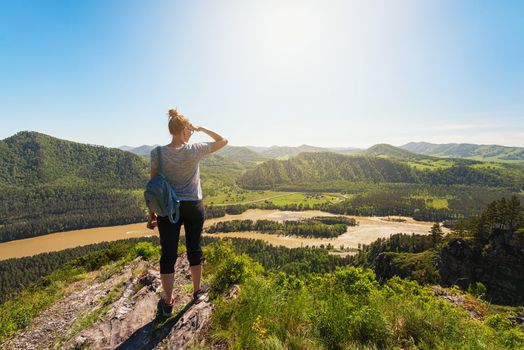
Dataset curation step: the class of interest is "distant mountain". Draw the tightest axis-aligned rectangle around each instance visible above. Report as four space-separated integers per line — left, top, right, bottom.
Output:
238 151 521 190
332 147 361 151
215 146 267 162
120 144 267 162
118 145 134 152
400 142 524 162
119 144 160 156
122 143 363 160
332 147 362 155
246 144 332 159
362 143 432 161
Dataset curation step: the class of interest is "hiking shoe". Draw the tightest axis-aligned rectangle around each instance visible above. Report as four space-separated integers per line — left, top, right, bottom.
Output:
159 297 173 317
193 285 209 304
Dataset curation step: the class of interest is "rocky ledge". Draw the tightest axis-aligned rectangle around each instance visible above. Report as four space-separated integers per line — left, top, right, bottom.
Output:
1 255 218 350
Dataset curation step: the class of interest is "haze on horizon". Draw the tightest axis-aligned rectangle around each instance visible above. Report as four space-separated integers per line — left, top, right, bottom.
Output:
1 0 523 149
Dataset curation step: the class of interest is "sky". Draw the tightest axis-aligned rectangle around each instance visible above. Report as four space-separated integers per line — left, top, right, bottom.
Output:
0 0 523 149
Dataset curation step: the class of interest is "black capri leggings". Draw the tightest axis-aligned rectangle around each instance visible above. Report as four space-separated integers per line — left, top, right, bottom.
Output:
157 200 205 274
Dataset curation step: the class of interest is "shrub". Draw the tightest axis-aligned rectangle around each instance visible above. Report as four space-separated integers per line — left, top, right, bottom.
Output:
468 281 487 299
211 262 521 350
485 313 513 332
204 240 263 296
131 242 159 260
210 253 263 296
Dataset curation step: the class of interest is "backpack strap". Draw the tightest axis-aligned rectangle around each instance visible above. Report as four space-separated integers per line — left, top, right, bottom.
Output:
167 206 180 224
156 146 164 175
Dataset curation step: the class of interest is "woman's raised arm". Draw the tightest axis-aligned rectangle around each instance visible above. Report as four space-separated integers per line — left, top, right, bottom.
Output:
190 124 228 153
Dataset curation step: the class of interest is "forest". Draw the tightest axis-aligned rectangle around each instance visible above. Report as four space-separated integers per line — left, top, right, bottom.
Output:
205 217 356 238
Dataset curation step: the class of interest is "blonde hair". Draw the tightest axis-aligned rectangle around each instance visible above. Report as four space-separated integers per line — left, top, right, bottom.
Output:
167 108 189 135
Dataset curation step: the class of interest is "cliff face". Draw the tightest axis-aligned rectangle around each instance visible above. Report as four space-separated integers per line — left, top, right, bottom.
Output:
1 255 216 350
439 230 524 305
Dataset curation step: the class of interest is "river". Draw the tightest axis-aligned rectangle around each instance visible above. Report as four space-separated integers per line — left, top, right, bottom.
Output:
0 210 447 260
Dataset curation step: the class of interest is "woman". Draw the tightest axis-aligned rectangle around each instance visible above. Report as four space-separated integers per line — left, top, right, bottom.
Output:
147 108 228 316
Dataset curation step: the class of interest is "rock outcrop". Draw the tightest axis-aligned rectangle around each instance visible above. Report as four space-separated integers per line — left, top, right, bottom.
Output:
439 230 524 305
1 254 216 350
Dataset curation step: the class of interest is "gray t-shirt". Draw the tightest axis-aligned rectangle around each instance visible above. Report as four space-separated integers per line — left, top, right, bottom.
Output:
150 143 212 201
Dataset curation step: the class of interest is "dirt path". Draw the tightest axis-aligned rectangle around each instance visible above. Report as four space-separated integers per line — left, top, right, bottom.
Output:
210 192 298 206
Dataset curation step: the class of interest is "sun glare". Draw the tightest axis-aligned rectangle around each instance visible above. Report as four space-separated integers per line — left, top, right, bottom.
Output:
253 1 322 68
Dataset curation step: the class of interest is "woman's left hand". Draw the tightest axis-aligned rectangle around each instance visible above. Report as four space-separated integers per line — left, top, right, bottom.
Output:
147 212 157 230
189 124 202 132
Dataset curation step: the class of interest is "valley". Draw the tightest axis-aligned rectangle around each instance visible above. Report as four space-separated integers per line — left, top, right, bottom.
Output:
0 209 444 260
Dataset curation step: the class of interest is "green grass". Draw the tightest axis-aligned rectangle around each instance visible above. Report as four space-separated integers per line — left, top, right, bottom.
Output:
470 162 508 170
427 198 449 209
468 155 524 164
205 188 347 207
269 193 340 206
209 249 524 349
0 265 88 341
205 188 294 206
410 194 452 209
406 159 455 170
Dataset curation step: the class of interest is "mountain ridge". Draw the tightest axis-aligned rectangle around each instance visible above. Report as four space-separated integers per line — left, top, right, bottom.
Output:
401 141 524 162
119 139 524 163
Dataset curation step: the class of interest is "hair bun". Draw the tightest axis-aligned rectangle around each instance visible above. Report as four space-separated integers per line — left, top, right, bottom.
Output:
168 108 180 119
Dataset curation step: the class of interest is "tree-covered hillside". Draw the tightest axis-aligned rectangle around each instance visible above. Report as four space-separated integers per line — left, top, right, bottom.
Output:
0 131 149 242
1 131 149 187
362 143 437 162
238 151 524 190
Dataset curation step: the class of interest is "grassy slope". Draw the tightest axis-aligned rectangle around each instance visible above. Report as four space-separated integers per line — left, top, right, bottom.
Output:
1 238 523 349
207 241 524 349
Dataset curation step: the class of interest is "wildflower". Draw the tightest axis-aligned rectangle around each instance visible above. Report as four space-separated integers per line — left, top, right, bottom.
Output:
252 315 267 338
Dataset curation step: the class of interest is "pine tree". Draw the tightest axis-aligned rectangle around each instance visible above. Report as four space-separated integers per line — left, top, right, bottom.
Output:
430 223 444 245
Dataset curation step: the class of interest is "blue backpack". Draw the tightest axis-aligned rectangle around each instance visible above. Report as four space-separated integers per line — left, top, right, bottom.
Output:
144 147 180 223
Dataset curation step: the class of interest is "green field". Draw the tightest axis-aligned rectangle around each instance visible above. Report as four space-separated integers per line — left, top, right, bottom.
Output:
468 155 524 164
268 192 343 206
205 188 292 206
407 159 455 170
410 194 452 209
203 187 348 207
